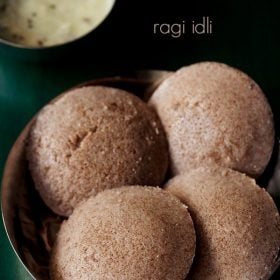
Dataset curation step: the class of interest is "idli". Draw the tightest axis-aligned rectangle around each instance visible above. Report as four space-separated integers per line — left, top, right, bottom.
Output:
27 86 168 216
166 166 280 280
149 62 274 177
50 186 196 280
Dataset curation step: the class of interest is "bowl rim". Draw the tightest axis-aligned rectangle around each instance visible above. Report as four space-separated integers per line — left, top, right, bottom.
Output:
0 118 36 280
0 210 36 280
0 0 116 50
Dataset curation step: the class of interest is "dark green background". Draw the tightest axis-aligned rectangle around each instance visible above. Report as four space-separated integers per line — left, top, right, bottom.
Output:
1 0 280 279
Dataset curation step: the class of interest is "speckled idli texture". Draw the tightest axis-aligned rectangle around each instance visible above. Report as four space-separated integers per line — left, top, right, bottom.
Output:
50 186 196 280
149 62 274 177
166 166 280 280
26 86 168 216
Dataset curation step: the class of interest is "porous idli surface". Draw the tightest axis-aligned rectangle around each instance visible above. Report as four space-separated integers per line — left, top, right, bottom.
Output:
166 166 280 280
27 86 168 216
50 186 196 280
149 62 274 177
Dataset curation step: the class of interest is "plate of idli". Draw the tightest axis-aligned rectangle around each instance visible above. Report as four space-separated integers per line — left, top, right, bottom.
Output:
1 63 280 279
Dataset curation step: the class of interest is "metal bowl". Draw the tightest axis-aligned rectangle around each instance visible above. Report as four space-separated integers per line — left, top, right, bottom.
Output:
1 70 280 279
0 70 171 279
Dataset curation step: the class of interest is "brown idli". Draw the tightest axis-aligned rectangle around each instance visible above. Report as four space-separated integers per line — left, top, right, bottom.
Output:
26 86 168 216
166 166 280 280
50 186 196 280
149 62 274 177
